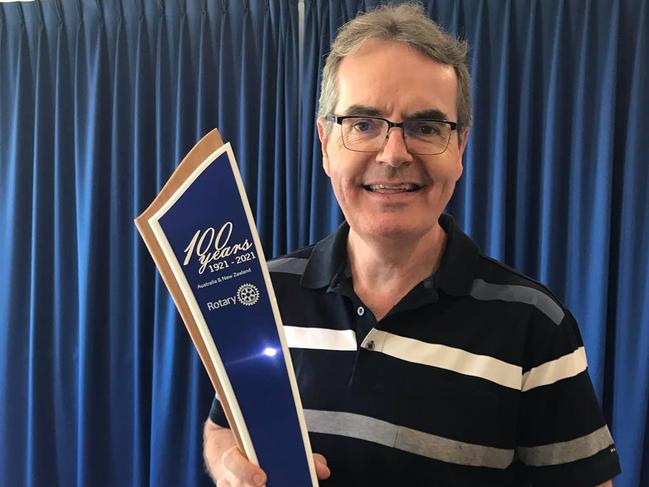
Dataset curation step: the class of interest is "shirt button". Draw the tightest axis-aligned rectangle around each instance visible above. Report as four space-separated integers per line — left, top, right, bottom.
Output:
367 340 375 350
357 306 365 316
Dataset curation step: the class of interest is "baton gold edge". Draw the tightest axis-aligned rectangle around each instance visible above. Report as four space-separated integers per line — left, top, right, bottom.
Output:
133 128 247 458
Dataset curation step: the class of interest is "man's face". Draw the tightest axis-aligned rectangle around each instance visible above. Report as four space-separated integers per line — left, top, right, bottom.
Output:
318 38 468 242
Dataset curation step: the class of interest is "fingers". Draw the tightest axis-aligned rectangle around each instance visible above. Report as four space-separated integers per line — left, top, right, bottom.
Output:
221 447 267 487
219 448 330 486
313 453 331 480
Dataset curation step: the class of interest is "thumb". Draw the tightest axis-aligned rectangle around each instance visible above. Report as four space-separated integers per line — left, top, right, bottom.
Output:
222 447 267 487
313 453 331 480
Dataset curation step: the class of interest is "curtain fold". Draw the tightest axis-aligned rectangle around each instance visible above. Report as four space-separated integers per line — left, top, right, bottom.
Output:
611 1 649 484
0 1 647 486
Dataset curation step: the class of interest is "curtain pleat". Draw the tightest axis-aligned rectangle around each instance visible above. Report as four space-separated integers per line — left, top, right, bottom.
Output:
2 6 37 487
131 10 156 486
0 1 647 486
611 1 649 485
52 8 78 486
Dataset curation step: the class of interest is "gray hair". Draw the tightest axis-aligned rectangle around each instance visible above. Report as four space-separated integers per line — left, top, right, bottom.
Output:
318 3 472 136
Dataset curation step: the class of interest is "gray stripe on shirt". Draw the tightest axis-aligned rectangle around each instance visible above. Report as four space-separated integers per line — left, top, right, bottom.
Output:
470 279 565 324
267 257 308 275
304 409 515 469
517 425 614 466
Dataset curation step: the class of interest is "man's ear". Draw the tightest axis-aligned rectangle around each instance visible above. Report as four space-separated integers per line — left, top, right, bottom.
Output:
458 128 470 159
317 118 331 177
453 128 470 180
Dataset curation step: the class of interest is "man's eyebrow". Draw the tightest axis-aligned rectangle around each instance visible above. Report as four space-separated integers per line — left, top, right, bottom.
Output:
342 105 385 117
407 109 450 121
341 105 452 121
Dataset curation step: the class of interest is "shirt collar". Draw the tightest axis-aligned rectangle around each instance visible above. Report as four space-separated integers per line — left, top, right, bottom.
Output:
300 222 350 290
300 214 480 297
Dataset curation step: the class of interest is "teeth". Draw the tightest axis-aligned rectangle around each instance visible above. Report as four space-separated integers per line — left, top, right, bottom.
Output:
367 183 419 191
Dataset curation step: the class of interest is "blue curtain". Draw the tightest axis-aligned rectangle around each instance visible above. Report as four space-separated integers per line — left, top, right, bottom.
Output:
0 1 646 486
0 1 299 486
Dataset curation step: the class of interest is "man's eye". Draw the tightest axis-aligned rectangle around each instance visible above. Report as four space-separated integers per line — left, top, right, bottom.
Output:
352 119 376 132
411 122 441 136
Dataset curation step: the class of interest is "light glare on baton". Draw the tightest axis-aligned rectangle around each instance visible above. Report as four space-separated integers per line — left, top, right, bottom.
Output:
263 347 278 357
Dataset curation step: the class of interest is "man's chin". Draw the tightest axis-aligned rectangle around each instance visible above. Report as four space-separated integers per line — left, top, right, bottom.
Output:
353 219 432 242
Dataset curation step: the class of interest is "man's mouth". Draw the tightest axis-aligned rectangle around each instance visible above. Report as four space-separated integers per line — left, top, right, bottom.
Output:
362 183 422 193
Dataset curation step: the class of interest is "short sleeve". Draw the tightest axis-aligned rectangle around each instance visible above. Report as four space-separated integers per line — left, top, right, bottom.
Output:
516 309 621 486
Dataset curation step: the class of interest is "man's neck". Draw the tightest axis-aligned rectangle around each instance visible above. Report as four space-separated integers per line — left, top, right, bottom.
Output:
346 224 447 321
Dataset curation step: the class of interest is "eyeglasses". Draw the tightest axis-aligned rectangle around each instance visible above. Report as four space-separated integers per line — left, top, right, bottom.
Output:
325 115 457 155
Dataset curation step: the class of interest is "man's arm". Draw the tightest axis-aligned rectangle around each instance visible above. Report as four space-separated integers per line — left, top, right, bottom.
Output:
203 418 331 486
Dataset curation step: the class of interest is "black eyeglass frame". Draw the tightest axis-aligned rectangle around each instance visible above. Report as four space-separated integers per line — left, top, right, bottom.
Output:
325 114 458 155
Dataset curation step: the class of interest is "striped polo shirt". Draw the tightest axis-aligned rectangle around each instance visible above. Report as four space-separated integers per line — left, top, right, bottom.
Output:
210 214 620 486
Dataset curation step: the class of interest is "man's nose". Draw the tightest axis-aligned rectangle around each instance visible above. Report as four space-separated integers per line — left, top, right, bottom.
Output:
376 128 413 168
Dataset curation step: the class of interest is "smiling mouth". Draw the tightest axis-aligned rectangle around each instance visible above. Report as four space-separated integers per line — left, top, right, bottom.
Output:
362 183 422 193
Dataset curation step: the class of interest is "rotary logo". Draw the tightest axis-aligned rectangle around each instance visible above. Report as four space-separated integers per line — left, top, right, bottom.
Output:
237 283 260 306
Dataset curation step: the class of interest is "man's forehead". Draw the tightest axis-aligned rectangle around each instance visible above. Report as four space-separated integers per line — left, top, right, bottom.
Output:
334 39 458 120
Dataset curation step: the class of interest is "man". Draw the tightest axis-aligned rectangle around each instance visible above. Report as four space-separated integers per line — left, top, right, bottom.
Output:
203 4 620 486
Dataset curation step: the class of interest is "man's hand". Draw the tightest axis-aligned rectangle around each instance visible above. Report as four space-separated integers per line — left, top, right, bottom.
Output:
203 419 331 486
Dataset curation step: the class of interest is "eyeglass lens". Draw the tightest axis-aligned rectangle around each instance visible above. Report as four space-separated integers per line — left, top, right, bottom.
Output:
341 117 451 155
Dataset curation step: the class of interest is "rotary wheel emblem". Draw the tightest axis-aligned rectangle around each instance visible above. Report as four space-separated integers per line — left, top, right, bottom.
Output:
237 283 260 306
